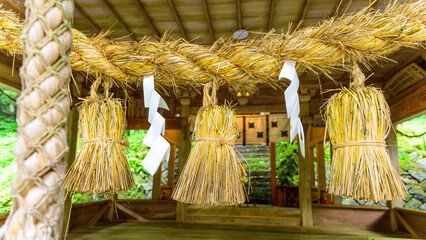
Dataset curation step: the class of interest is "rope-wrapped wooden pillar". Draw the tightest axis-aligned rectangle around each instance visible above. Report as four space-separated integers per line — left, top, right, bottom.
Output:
0 0 73 239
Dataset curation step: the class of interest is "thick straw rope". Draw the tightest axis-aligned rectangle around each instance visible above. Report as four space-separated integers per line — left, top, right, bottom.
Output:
0 0 73 239
0 1 425 93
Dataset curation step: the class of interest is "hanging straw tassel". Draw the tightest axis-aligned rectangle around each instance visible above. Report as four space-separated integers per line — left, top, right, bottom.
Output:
324 64 406 202
172 82 247 205
62 79 135 194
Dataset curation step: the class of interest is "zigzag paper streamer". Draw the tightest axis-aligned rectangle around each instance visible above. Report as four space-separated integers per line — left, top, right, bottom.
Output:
279 61 305 158
141 76 171 175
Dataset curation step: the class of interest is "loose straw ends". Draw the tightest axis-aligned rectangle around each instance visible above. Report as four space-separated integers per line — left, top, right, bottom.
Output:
172 83 247 205
324 66 406 202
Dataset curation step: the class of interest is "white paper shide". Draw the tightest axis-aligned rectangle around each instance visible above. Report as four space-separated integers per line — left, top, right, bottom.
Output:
141 76 171 175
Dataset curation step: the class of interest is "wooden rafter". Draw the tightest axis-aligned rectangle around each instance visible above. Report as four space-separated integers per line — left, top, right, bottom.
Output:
99 0 138 41
166 0 188 40
293 0 311 30
236 0 242 29
133 0 160 38
201 0 215 42
266 0 276 30
74 2 102 33
394 211 421 239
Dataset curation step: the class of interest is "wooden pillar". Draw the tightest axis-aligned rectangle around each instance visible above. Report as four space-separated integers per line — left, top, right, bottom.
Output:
329 142 342 204
316 143 326 201
167 144 177 186
309 147 315 188
152 163 162 200
61 106 79 238
107 194 117 222
177 98 191 222
386 127 403 232
298 124 313 227
270 142 277 205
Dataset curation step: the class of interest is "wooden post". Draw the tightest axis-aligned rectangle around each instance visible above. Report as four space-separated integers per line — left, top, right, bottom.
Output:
152 163 162 200
270 142 277 205
167 144 177 186
309 147 315 188
329 141 342 204
386 127 403 232
298 124 313 227
107 194 117 222
177 98 191 222
316 143 326 201
61 106 79 238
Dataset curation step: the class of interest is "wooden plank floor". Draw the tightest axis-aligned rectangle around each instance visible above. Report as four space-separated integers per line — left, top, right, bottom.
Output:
187 204 300 218
67 222 410 240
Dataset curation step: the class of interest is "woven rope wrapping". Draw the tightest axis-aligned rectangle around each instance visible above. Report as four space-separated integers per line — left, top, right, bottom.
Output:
0 0 73 239
0 1 425 93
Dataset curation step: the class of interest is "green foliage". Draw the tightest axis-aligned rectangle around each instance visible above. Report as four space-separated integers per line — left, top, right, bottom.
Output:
0 133 17 213
0 89 18 134
276 141 299 186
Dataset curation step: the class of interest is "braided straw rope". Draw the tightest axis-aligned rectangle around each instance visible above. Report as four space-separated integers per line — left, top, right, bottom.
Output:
0 1 425 93
0 0 73 239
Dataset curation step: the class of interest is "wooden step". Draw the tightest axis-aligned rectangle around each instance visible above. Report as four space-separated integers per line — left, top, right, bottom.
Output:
187 213 300 226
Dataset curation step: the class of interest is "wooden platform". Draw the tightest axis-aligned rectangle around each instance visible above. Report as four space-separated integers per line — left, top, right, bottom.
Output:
67 222 410 240
187 204 300 226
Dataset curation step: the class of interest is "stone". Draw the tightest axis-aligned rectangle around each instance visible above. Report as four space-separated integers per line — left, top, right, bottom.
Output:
405 198 421 209
401 176 419 185
421 180 426 191
364 201 377 206
406 185 414 191
342 198 359 206
420 203 426 211
409 170 426 182
408 151 419 161
417 159 426 172
405 193 412 201
408 186 426 203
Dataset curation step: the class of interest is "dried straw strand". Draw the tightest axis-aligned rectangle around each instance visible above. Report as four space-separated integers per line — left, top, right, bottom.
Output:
324 85 406 202
62 96 135 194
172 83 246 205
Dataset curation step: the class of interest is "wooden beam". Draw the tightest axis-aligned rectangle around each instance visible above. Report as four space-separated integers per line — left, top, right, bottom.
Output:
266 0 276 30
127 117 181 130
298 124 313 227
270 143 277 205
167 144 176 186
133 0 160 38
74 2 102 33
394 211 420 239
309 127 326 147
99 0 138 41
236 0 242 29
201 0 215 42
309 147 315 188
166 0 188 39
61 107 80 238
383 50 425 91
293 0 310 30
116 203 148 222
87 202 111 227
177 100 191 222
152 163 162 200
107 194 117 221
386 127 403 232
390 84 426 124
179 104 286 115
316 143 326 201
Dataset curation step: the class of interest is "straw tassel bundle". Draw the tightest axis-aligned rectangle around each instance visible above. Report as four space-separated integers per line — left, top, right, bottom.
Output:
62 80 135 194
172 83 246 205
324 65 406 202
